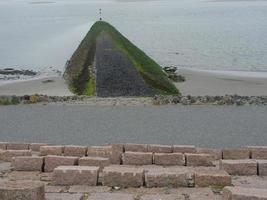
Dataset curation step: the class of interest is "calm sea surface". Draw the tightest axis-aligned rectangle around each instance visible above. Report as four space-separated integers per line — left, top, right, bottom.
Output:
0 0 267 71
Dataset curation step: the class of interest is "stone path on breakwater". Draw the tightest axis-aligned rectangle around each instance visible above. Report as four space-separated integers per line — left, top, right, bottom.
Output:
95 32 154 97
1 142 267 199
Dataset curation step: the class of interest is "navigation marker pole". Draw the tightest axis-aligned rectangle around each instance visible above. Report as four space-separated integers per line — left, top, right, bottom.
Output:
99 8 102 21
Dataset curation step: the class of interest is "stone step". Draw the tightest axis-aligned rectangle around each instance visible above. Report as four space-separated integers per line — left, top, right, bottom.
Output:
64 145 87 157
102 165 144 187
30 143 49 152
154 153 185 166
79 156 110 170
11 156 44 171
248 146 267 159
223 186 267 200
6 143 30 150
44 155 78 172
0 180 45 200
196 148 222 160
258 160 267 176
222 148 250 160
147 144 172 153
219 159 257 175
87 146 112 158
124 143 148 152
195 169 231 187
0 150 32 162
40 145 64 156
53 166 99 186
122 151 153 165
185 153 214 166
173 145 196 153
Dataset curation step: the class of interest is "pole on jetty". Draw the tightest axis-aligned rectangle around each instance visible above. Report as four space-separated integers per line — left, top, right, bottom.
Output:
99 8 102 21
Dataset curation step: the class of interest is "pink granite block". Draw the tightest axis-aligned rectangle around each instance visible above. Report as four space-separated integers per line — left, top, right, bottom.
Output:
40 146 64 156
147 144 172 153
173 145 196 153
0 180 45 200
223 186 267 200
185 153 214 166
53 166 99 186
122 151 153 165
154 153 185 166
64 145 87 157
44 155 78 172
30 143 49 152
248 146 267 159
7 143 29 150
222 148 250 160
110 144 124 164
124 143 148 152
257 160 267 176
0 150 32 162
87 146 112 158
195 169 231 187
79 156 110 170
12 156 44 171
219 159 257 176
197 148 222 160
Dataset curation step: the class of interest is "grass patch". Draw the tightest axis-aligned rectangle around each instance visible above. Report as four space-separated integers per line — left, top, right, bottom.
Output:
0 97 20 105
64 21 180 96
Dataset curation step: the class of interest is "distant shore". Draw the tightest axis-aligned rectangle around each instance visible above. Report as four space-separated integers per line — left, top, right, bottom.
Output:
0 68 267 97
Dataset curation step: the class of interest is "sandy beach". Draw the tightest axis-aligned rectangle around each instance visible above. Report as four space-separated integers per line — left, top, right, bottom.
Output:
0 69 267 96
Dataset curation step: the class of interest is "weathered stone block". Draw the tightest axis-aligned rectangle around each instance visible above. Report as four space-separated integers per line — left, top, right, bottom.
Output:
110 144 124 164
102 165 144 187
219 159 257 175
222 148 250 160
11 156 44 171
185 153 214 166
87 146 112 158
144 168 190 187
154 153 185 166
40 145 64 156
44 155 78 172
195 169 231 187
7 143 29 150
88 193 135 200
197 148 222 160
0 150 32 162
53 166 99 186
46 193 84 200
141 194 184 200
0 142 8 150
122 151 153 165
223 186 267 200
124 143 148 152
64 145 87 157
257 160 267 176
173 145 196 153
147 144 172 153
79 156 110 170
0 180 45 200
248 146 267 159
30 143 49 152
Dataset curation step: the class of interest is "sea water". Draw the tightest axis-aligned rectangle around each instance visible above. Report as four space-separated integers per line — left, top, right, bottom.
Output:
0 0 267 72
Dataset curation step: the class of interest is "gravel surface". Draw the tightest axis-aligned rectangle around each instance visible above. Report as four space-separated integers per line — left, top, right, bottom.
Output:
95 32 154 97
0 105 266 148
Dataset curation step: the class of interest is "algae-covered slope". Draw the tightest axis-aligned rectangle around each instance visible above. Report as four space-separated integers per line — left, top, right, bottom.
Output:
64 21 180 96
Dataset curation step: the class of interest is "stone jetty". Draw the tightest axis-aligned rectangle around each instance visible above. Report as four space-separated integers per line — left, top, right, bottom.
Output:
1 142 267 199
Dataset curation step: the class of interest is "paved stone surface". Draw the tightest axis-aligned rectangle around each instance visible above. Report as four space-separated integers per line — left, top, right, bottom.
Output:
0 150 32 162
40 146 64 156
248 146 267 159
0 180 45 200
141 194 184 200
219 159 257 175
44 155 78 172
122 152 153 165
222 148 250 160
88 193 135 200
64 145 87 157
223 186 267 200
258 160 267 176
185 153 214 166
154 153 185 166
79 156 110 170
124 143 148 152
102 165 144 187
46 193 84 200
197 148 222 160
173 145 196 153
6 143 29 150
195 169 231 187
11 156 44 171
232 176 267 189
147 144 172 153
53 166 99 186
